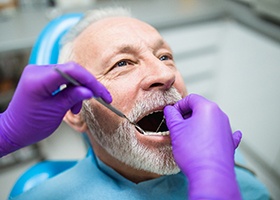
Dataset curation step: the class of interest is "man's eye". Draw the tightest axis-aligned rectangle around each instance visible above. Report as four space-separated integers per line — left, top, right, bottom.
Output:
116 60 128 67
107 59 135 73
159 55 171 61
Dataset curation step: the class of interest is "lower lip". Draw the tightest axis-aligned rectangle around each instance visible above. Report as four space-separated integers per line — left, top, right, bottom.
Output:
137 131 171 144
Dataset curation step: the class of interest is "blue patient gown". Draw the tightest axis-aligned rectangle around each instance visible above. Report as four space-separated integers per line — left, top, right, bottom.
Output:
13 149 270 200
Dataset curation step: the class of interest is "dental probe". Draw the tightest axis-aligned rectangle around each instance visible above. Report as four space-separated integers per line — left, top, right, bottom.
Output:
53 67 146 135
155 116 165 133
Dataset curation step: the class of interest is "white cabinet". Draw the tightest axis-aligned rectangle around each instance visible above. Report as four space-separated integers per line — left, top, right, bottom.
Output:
216 21 280 198
160 21 225 100
216 21 280 169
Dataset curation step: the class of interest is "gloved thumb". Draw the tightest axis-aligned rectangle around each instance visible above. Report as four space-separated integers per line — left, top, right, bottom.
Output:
232 130 242 149
71 102 83 114
164 105 184 130
69 87 93 114
55 86 93 114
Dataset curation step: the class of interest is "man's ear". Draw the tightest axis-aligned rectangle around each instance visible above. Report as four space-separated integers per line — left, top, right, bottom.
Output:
63 110 88 133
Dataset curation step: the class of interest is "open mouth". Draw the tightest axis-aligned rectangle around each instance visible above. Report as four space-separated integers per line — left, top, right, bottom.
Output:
136 110 169 136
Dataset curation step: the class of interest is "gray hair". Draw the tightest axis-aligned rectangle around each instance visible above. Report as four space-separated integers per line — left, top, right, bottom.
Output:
58 7 132 63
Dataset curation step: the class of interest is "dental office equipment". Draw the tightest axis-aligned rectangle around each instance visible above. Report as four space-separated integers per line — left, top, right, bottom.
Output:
53 67 146 135
155 116 165 133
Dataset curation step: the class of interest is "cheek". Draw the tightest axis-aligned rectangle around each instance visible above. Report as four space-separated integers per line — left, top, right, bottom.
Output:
89 101 121 132
105 80 139 114
174 73 188 97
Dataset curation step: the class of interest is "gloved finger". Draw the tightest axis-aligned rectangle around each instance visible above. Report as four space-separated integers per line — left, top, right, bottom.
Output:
174 95 192 116
164 105 188 144
71 102 83 114
55 86 93 111
164 105 184 128
22 64 70 94
174 94 214 117
174 94 202 115
57 62 112 103
40 62 112 103
232 130 242 149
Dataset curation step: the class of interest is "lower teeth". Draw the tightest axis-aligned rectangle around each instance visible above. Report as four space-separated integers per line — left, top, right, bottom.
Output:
143 131 169 136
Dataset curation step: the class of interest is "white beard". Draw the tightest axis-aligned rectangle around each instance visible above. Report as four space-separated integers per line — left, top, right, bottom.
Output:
82 87 182 175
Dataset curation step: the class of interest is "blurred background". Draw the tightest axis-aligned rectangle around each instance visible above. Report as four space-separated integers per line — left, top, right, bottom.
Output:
0 0 280 199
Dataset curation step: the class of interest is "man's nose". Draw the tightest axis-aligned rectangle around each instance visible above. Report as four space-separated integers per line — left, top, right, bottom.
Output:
140 57 175 91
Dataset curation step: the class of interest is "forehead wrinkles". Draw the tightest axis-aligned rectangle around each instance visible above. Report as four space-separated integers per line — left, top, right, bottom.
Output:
91 17 164 48
100 34 167 61
73 17 169 70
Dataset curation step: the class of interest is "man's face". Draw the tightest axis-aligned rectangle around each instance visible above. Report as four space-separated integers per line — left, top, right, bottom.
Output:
73 17 187 175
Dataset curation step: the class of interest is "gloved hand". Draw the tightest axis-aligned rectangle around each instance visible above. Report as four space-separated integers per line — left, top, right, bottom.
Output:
0 62 111 157
164 94 242 200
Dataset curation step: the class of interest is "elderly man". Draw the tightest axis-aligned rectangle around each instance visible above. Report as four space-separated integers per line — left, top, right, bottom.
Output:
1 7 269 200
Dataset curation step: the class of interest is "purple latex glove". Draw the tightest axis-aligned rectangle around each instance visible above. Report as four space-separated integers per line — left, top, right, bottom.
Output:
164 94 242 200
0 62 112 157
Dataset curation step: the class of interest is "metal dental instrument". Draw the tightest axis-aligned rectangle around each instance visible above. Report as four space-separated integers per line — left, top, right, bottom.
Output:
54 67 146 135
155 116 165 133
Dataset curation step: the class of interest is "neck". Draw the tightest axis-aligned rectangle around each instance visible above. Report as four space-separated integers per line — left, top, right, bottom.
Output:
88 133 161 183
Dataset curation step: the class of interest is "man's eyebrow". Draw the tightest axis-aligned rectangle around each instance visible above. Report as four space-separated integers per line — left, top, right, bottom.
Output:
153 39 172 52
116 39 167 54
116 44 142 54
101 45 140 71
154 39 165 49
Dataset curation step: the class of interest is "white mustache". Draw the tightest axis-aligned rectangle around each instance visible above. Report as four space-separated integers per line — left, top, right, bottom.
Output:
128 87 182 122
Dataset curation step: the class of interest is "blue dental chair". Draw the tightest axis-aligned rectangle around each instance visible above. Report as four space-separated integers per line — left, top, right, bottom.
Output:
29 13 83 65
8 13 84 199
